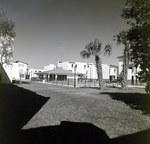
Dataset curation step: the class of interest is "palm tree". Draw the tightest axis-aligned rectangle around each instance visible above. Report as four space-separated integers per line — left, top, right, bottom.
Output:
80 39 112 89
114 31 130 88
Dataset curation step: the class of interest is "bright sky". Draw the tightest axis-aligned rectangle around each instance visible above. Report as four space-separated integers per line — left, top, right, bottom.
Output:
1 0 129 69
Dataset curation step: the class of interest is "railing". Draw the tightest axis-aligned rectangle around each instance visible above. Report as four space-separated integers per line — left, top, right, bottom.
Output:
31 77 146 88
31 77 100 87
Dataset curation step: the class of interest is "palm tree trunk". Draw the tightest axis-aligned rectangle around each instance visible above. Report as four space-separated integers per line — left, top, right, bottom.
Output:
95 55 103 89
122 48 129 88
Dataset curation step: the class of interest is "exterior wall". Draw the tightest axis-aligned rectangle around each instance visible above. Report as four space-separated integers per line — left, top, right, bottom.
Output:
117 56 141 85
57 61 110 80
86 64 95 79
109 65 118 80
0 63 12 83
12 61 28 80
73 62 87 74
58 61 70 70
28 68 44 79
118 56 123 74
58 61 87 74
44 64 56 70
102 64 109 80
86 64 109 80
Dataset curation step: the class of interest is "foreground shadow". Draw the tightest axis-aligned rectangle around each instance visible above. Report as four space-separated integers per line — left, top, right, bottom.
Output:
101 92 150 115
21 121 109 144
20 122 150 144
110 128 150 144
0 84 50 144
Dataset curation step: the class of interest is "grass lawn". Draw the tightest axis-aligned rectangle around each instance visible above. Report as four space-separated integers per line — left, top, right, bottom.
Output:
0 82 150 144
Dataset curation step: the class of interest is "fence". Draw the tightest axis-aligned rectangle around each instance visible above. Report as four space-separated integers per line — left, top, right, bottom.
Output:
32 77 100 87
31 77 146 88
32 77 110 88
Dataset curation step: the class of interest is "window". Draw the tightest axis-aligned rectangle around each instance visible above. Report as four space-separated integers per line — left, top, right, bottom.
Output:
19 69 24 78
72 64 77 68
19 64 24 67
114 69 116 73
19 69 23 74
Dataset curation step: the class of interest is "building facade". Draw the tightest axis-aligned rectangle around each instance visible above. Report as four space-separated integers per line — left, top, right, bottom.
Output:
109 65 118 81
44 64 56 71
12 61 28 80
117 56 141 85
28 68 44 80
57 61 110 80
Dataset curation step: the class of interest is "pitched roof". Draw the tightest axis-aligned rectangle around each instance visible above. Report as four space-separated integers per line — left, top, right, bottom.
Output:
36 67 73 75
15 61 28 65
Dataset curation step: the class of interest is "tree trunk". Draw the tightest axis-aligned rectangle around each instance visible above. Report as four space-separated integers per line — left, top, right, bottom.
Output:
121 48 129 88
95 55 103 89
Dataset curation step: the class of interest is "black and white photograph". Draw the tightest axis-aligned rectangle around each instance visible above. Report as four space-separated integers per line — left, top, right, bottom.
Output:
0 0 150 143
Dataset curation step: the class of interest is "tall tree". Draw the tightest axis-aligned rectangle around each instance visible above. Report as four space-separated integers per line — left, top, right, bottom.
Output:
114 31 130 88
80 39 112 89
115 0 150 92
0 6 16 65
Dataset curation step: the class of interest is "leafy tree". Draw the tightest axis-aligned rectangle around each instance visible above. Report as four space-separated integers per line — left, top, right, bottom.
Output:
0 6 16 65
115 0 150 92
80 39 112 89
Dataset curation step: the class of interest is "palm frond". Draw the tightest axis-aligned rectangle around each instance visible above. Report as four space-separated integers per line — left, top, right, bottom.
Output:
104 44 112 56
80 50 91 59
114 30 128 46
97 43 102 55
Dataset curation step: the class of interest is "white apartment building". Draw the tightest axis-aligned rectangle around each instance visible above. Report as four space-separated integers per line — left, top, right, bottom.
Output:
12 61 28 80
109 65 118 81
117 56 141 85
57 61 110 80
44 64 56 70
28 68 44 80
58 61 87 74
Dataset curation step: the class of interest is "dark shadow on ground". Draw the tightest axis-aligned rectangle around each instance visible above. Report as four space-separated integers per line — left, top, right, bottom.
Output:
100 92 150 115
20 122 150 144
109 128 150 144
21 121 109 144
0 84 50 144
